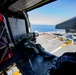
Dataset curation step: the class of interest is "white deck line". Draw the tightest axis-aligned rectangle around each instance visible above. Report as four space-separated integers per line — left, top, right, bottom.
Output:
50 46 61 54
50 44 67 54
48 38 57 42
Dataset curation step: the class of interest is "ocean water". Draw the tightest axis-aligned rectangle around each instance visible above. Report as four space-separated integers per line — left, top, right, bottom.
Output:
31 25 64 32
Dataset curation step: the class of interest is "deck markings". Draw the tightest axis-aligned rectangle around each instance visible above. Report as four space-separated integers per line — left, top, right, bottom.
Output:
48 38 57 42
50 44 67 54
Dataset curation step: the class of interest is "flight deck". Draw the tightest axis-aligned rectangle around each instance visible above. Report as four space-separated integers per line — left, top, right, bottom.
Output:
36 32 76 56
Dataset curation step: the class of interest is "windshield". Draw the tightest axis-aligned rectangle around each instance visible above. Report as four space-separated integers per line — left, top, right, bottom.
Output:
28 0 76 56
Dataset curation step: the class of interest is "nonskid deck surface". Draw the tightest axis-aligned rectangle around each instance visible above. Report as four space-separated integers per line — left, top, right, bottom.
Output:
36 33 76 56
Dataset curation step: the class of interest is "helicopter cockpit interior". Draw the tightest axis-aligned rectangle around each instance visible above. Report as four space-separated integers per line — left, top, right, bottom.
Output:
0 0 76 75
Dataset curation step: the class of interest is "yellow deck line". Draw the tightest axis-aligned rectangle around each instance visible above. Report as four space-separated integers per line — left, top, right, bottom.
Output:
61 44 67 48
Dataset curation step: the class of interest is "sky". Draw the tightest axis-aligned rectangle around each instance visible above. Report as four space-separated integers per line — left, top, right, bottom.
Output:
28 0 76 25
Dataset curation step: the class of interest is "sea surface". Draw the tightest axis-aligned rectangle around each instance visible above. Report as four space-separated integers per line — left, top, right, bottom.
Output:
31 25 64 32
